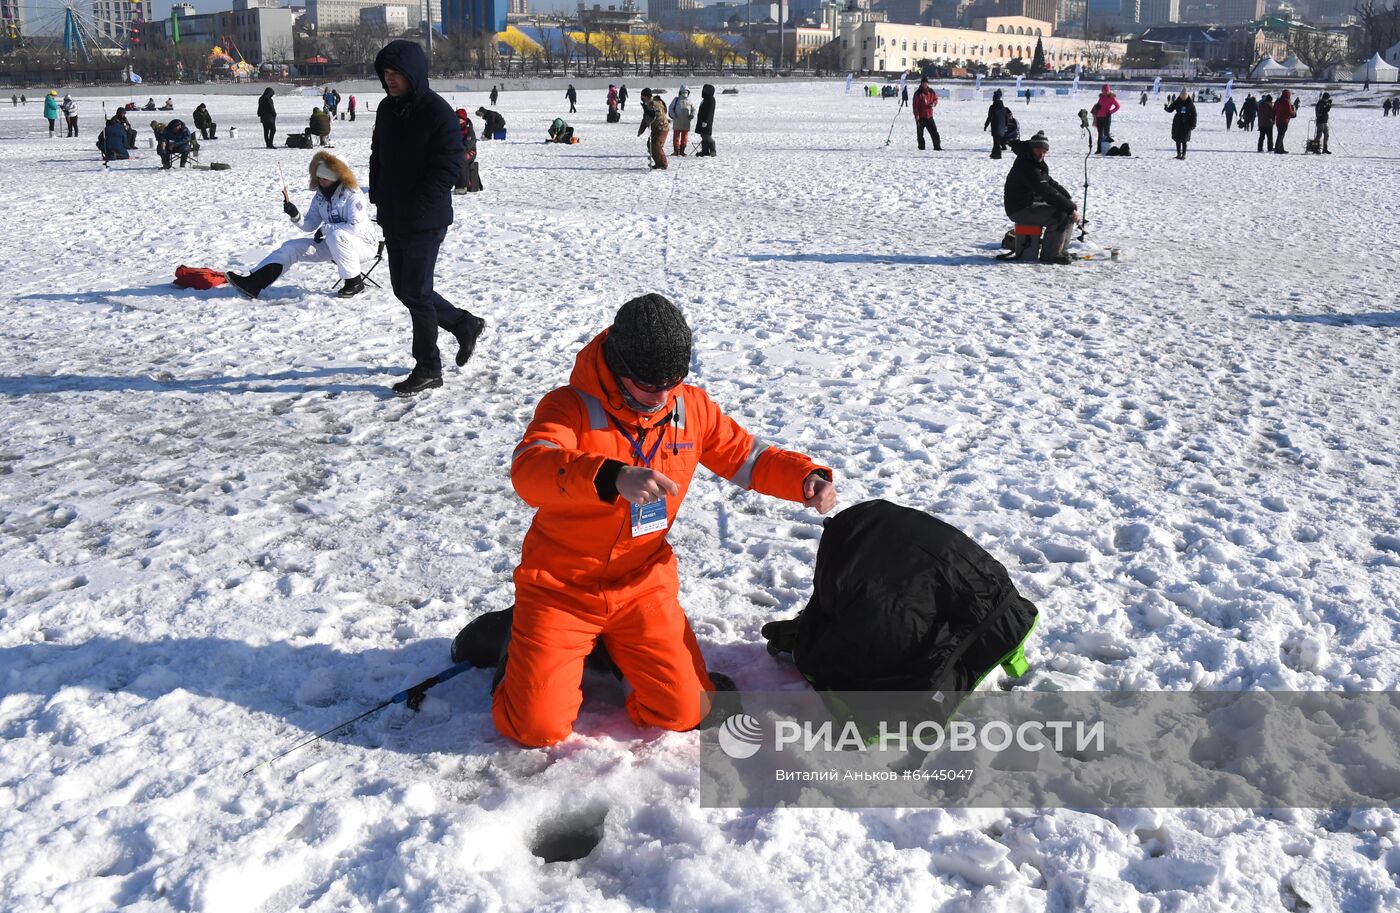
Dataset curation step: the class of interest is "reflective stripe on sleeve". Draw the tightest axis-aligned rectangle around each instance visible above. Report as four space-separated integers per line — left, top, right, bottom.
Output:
512 440 562 460
569 386 609 431
729 440 769 490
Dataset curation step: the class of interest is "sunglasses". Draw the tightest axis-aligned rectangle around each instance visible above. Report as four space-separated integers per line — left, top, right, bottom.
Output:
626 376 682 395
612 348 683 394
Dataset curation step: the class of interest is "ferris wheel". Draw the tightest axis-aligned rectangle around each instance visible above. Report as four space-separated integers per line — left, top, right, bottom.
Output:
24 2 129 63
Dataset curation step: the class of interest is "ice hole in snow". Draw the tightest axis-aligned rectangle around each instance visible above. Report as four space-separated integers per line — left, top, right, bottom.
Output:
529 806 607 863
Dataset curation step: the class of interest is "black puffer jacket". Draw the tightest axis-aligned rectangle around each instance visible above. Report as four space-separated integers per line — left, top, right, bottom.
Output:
1165 96 1197 142
768 499 1039 697
1315 94 1332 125
695 84 716 137
984 91 1008 137
1003 140 1074 215
257 88 276 123
369 39 464 236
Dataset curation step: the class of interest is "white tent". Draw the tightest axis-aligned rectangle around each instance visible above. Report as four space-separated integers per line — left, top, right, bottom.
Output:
1250 55 1287 79
1354 52 1399 84
1279 54 1312 78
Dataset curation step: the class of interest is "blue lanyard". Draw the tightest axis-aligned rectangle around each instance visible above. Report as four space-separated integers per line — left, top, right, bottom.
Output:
610 414 671 469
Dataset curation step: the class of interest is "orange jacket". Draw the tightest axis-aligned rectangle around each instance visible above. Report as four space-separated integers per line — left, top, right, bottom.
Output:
511 331 831 588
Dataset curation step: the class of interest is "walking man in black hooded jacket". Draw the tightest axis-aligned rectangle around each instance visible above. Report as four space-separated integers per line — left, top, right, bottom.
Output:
371 39 487 397
258 87 277 149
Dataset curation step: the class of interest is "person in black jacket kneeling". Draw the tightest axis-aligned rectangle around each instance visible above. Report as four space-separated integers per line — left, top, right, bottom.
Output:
371 39 487 398
1003 131 1080 265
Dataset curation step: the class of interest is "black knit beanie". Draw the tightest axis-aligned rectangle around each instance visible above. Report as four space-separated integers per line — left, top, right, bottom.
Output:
603 294 692 386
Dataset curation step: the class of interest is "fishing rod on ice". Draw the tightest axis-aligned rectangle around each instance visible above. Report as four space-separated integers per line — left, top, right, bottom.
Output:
1076 108 1092 241
242 659 474 776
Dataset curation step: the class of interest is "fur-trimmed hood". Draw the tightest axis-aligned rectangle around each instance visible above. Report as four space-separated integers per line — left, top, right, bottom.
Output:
307 151 358 190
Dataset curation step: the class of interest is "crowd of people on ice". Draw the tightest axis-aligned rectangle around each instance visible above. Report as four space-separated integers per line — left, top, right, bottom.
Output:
15 47 1400 750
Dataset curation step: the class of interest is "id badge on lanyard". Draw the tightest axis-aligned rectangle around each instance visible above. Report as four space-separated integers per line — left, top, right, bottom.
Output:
631 498 667 537
613 414 671 538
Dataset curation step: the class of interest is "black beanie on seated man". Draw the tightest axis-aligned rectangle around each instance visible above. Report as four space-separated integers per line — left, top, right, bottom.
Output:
603 293 692 387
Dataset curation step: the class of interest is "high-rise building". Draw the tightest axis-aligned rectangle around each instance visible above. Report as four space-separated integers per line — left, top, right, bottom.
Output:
650 0 701 23
883 0 935 25
999 0 1056 24
1138 0 1176 24
93 0 153 43
1220 0 1264 23
309 0 442 31
508 0 528 13
441 0 507 34
1086 0 1136 29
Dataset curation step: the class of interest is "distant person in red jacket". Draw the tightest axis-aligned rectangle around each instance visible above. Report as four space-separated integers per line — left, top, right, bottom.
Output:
454 108 482 193
912 77 942 151
1273 89 1295 154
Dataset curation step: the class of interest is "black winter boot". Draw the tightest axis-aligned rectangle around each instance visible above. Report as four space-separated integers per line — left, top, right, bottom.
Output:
226 263 282 299
696 672 740 730
453 315 486 367
336 274 365 298
391 372 443 397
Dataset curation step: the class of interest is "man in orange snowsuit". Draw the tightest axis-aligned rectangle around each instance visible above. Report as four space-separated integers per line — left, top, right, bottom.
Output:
494 294 838 747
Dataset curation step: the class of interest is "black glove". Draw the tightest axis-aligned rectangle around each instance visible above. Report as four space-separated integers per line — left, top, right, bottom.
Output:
283 200 299 219
313 228 324 243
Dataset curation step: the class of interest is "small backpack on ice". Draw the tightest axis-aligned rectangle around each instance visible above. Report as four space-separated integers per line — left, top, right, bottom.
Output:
173 265 227 289
762 499 1038 697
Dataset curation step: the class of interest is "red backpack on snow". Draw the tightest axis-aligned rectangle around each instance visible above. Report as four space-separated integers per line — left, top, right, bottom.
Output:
174 265 227 290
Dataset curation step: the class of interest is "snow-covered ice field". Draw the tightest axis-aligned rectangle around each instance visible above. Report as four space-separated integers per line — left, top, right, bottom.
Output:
2 79 1400 912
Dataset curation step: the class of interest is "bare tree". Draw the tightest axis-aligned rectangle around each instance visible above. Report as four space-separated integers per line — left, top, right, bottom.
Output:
646 21 665 76
1353 0 1400 59
328 25 381 77
1083 23 1116 75
530 17 556 75
1288 28 1344 75
575 20 596 76
599 30 627 75
265 38 293 67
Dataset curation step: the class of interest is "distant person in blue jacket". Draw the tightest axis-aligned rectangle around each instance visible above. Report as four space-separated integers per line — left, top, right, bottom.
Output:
96 116 129 160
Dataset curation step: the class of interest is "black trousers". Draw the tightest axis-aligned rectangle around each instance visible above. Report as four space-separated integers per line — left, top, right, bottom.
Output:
262 119 275 148
386 227 475 377
1274 121 1289 152
916 117 941 150
455 159 483 192
990 133 1006 158
1258 124 1273 152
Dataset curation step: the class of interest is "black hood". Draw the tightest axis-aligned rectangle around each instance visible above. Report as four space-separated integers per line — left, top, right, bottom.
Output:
261 88 273 97
701 84 715 98
375 40 430 97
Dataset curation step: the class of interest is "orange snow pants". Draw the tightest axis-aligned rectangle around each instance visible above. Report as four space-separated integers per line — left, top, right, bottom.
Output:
492 567 716 747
